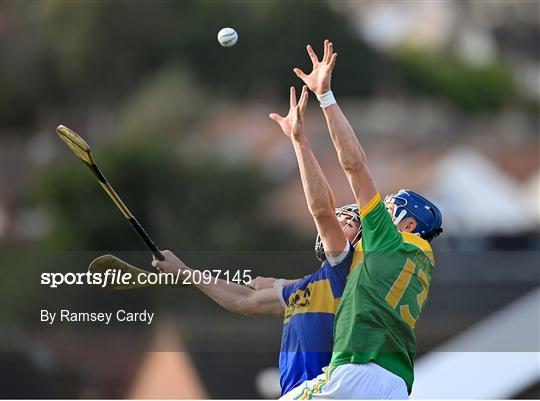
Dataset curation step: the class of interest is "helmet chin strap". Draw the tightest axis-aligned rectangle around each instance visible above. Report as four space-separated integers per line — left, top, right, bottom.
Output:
393 209 407 226
392 209 421 237
341 214 362 246
385 195 408 227
351 228 362 246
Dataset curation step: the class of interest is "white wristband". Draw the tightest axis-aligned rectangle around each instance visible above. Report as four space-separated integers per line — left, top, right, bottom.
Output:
273 278 286 290
273 279 287 308
317 90 337 109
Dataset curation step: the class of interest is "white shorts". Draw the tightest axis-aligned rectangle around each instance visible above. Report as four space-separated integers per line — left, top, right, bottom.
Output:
281 363 408 400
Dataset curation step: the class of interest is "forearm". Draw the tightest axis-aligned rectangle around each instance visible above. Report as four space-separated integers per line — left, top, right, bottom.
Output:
322 103 367 170
195 277 254 315
152 251 279 316
323 174 336 210
291 136 334 216
322 102 377 207
250 276 301 290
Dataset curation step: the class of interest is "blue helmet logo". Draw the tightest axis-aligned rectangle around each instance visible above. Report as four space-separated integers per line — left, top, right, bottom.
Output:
384 189 443 241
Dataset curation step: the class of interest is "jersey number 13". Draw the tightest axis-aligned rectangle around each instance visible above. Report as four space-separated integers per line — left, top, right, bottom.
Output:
385 259 429 330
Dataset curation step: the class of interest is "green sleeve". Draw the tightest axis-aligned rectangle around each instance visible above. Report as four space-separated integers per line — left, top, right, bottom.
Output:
359 193 401 252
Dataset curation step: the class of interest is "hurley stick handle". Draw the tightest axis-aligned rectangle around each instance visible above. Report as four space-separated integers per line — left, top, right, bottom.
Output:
128 218 165 261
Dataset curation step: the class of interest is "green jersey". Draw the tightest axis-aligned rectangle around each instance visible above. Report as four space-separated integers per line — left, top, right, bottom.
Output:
331 193 435 394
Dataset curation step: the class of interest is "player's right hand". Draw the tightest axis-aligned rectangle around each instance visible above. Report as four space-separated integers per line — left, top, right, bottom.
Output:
151 250 191 276
293 39 337 96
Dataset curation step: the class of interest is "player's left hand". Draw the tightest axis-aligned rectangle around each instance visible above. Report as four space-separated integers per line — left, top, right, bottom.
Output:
293 39 337 96
152 250 191 277
269 85 309 141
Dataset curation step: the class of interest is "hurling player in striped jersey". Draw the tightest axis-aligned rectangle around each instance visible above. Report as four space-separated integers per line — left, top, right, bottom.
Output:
283 40 443 399
152 85 362 396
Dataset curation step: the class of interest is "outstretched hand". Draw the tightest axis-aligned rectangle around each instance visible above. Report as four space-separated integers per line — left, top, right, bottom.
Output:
269 85 309 140
293 39 337 96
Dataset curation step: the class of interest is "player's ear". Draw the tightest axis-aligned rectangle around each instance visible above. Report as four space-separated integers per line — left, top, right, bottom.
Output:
400 217 417 233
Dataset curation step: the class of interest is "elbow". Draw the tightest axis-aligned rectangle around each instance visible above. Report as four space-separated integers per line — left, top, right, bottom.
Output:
340 144 368 172
236 297 258 316
341 158 368 174
309 207 335 220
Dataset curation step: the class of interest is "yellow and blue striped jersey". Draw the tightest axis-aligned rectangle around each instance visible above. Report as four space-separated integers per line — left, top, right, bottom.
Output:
278 242 354 395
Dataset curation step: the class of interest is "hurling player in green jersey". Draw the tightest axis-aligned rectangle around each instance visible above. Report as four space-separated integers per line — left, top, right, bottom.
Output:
284 41 443 399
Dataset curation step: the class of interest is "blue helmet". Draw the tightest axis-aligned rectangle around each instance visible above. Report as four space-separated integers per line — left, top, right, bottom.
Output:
315 204 362 261
384 189 443 241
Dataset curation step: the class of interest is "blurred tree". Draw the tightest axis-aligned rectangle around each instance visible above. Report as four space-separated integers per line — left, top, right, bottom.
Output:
37 0 385 98
2 0 527 133
117 66 209 138
392 48 517 112
0 133 309 321
0 0 387 130
31 135 306 252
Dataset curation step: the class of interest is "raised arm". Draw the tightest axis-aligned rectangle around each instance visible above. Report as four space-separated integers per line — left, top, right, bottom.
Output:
269 86 347 257
152 250 283 316
294 40 378 209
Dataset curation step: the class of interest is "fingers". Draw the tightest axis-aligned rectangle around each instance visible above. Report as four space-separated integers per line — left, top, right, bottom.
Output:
299 85 309 113
323 39 329 63
296 86 308 118
151 249 169 271
289 86 297 108
306 44 319 65
329 52 337 70
293 67 307 81
324 40 335 65
307 40 335 65
151 259 164 272
269 113 284 123
322 40 334 64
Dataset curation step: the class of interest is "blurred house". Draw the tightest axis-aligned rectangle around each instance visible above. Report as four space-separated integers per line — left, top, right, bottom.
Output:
127 324 207 399
190 98 539 239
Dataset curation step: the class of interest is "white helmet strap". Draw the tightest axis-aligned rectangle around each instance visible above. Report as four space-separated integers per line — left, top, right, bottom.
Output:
393 209 407 226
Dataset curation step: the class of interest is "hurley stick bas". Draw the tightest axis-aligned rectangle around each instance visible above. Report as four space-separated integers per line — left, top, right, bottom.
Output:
56 125 164 261
88 254 185 290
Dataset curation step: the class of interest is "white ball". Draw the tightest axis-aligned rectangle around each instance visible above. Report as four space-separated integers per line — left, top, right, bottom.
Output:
217 27 238 47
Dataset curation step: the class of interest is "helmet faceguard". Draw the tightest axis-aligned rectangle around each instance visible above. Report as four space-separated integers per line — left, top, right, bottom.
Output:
384 189 443 242
315 204 362 262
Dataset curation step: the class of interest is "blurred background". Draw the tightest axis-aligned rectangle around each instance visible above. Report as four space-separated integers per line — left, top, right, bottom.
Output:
0 0 539 399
